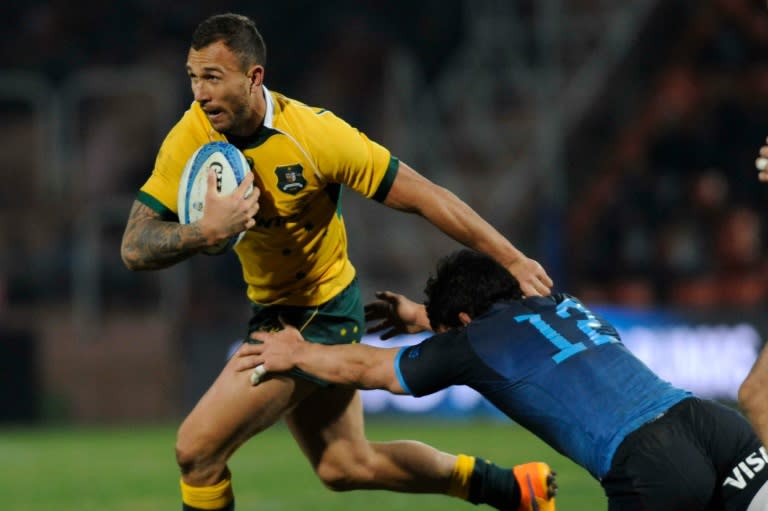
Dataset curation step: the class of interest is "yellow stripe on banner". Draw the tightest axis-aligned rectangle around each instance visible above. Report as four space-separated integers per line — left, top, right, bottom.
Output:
180 477 234 510
447 454 476 500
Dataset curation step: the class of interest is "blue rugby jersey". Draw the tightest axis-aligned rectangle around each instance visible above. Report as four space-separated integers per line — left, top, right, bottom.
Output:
394 293 690 479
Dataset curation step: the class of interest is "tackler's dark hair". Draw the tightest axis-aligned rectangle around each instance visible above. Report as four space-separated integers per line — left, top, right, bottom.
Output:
424 249 523 330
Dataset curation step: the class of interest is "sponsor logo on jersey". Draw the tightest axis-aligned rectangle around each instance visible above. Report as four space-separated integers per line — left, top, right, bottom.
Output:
723 446 768 490
275 164 306 195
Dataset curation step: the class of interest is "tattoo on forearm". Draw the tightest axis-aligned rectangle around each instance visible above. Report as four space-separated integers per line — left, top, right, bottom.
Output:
122 201 202 269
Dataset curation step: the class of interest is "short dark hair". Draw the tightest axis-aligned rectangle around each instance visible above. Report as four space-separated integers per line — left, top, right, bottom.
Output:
424 249 523 330
191 13 267 70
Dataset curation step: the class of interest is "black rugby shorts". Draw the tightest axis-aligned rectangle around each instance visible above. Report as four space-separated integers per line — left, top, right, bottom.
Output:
602 397 768 511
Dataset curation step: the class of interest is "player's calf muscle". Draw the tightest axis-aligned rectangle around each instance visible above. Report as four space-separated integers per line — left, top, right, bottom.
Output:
315 455 377 491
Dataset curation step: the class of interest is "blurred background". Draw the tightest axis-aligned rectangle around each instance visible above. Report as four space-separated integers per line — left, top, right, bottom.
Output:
1 0 768 425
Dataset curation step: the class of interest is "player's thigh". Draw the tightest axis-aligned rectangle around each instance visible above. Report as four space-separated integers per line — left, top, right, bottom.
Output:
603 402 718 510
605 441 715 511
698 400 768 511
284 385 368 469
177 353 317 461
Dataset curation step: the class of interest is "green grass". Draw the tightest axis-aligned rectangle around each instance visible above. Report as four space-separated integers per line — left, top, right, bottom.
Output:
1 419 605 510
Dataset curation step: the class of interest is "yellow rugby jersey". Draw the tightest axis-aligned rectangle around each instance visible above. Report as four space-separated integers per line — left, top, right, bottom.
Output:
138 86 398 306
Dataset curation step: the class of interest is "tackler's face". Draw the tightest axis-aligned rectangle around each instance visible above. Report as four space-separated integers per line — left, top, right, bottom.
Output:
186 40 261 136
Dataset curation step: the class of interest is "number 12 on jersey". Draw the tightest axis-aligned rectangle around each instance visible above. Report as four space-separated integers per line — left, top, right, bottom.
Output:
514 297 619 364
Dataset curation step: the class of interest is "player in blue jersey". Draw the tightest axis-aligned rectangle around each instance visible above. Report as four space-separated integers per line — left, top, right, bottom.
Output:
238 249 768 510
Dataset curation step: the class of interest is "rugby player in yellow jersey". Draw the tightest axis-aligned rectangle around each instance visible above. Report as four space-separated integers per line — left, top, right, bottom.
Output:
120 12 555 511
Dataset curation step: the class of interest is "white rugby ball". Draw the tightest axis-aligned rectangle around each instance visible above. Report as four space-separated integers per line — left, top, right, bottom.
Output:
177 142 254 255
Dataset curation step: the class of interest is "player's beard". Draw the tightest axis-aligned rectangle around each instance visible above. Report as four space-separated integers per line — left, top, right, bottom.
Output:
220 92 256 137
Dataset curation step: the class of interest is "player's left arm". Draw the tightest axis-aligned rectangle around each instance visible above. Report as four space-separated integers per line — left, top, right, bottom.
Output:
384 161 552 297
310 111 551 296
237 326 407 394
742 139 768 443
739 343 768 446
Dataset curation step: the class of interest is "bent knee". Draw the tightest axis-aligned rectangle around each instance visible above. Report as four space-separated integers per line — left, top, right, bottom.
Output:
175 440 201 474
175 431 226 483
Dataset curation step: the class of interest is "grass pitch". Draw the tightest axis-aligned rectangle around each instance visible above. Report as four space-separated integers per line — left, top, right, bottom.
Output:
1 419 605 510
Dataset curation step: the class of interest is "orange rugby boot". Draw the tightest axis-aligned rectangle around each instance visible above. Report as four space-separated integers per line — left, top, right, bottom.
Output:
513 462 557 511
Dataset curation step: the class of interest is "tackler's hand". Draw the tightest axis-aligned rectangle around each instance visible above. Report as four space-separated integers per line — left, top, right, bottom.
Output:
365 291 431 339
234 325 307 384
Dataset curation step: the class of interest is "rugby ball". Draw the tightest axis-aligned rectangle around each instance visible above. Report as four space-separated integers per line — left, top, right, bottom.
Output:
177 142 254 255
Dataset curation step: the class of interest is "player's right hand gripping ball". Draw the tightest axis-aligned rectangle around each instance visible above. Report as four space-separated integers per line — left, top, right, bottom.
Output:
177 141 254 255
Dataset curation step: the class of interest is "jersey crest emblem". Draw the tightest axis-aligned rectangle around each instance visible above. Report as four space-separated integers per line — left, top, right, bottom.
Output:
275 164 307 195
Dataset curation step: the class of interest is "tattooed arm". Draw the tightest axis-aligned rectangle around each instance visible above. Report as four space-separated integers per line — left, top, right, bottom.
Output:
120 201 211 270
121 171 260 271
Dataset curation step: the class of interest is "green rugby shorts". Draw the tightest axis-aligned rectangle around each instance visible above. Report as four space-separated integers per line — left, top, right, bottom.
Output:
246 278 364 385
